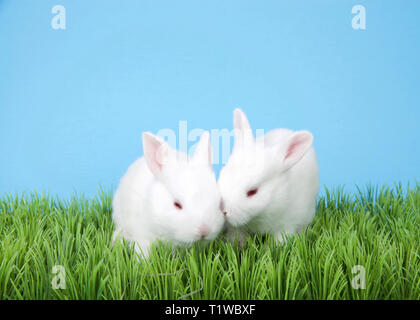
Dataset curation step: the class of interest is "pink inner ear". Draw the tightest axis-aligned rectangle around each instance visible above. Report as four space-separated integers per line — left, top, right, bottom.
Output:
154 148 163 170
234 118 242 131
285 140 301 159
144 133 165 174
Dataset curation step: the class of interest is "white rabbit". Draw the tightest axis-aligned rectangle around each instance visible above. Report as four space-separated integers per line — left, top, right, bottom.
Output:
218 109 319 246
112 131 225 259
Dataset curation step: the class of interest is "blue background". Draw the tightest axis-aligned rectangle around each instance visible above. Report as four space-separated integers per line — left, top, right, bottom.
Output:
1 0 419 199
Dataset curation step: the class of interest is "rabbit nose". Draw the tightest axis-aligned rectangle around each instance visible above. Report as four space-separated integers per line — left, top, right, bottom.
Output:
199 225 210 239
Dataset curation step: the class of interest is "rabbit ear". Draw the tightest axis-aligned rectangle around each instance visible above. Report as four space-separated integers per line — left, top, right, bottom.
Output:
191 131 212 167
282 131 313 169
233 108 254 148
142 132 171 176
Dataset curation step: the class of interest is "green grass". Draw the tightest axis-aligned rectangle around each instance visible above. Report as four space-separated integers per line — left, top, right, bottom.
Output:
0 184 419 300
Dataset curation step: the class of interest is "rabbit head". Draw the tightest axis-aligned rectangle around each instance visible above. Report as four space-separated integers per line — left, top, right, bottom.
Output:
218 108 315 227
142 131 225 245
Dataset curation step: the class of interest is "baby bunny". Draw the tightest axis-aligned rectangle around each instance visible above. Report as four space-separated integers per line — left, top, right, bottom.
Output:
218 109 319 246
112 131 225 259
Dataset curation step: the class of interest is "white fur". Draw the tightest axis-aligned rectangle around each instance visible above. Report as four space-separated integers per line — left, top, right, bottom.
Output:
112 131 225 259
218 109 319 245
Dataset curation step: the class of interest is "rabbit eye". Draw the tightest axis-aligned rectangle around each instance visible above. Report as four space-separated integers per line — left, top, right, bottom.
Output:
174 201 183 210
246 188 258 197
